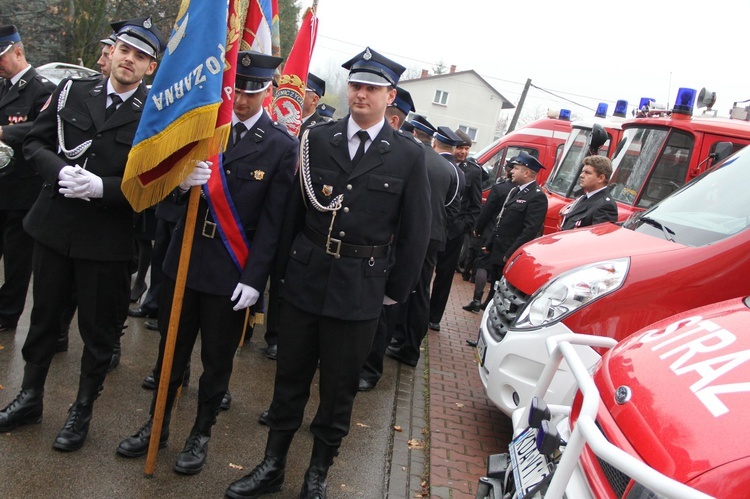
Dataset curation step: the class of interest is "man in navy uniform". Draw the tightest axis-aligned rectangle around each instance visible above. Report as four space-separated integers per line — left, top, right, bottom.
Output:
0 17 165 451
0 25 56 334
117 50 298 475
559 155 617 230
428 127 481 331
298 73 325 137
226 47 430 499
482 152 548 304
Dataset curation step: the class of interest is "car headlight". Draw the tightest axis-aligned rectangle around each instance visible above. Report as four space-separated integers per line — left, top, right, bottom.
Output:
625 482 668 498
514 258 629 329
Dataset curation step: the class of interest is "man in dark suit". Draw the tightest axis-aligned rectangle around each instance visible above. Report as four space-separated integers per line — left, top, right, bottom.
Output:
560 155 618 230
428 127 481 331
297 72 325 137
483 152 548 304
117 50 298 476
226 47 430 499
0 17 165 451
0 25 55 333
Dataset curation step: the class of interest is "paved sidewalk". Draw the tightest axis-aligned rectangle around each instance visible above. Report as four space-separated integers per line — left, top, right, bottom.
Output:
388 274 513 498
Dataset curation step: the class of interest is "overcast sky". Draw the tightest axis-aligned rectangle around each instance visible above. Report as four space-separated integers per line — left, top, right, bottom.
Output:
307 0 750 122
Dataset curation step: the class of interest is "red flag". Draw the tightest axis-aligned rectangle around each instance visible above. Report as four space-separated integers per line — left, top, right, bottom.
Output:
271 5 318 136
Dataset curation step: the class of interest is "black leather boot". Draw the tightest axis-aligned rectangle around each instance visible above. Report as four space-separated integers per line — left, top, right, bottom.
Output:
142 362 190 391
116 391 176 457
0 363 48 432
225 430 295 498
52 376 101 451
299 438 338 499
173 404 217 475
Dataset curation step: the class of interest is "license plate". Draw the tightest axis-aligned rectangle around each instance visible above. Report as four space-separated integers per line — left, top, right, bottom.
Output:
475 331 487 366
509 427 553 499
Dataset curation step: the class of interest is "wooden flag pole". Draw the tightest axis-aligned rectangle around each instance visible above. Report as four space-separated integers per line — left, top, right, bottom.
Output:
144 186 201 477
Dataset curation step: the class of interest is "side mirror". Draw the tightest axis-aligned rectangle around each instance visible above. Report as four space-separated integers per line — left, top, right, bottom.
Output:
712 142 733 163
589 123 608 154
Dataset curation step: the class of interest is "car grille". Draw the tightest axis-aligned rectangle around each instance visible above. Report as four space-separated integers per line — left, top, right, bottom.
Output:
595 421 632 498
485 277 529 342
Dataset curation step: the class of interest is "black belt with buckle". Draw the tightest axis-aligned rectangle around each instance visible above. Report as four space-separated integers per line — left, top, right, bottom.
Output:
304 226 389 259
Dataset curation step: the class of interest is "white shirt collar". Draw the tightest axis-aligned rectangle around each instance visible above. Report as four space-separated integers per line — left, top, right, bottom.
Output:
233 107 264 131
347 116 385 142
517 180 534 192
9 65 32 85
585 185 608 198
106 80 138 105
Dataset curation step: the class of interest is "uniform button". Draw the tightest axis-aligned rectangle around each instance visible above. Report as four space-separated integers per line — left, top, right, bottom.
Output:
343 207 349 213
90 153 96 158
339 231 345 237
346 184 353 190
384 183 389 188
226 170 231 175
96 134 102 139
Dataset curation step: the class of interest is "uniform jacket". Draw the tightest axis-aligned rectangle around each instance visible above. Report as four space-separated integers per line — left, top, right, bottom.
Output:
487 181 548 265
475 178 514 238
560 187 618 230
281 117 431 321
0 67 55 210
298 110 322 137
419 139 459 245
447 158 482 240
164 111 298 296
23 77 146 261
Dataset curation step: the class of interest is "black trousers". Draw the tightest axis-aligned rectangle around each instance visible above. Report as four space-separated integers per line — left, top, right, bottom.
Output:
396 239 439 362
139 218 176 314
360 302 401 385
267 300 378 447
263 268 282 347
429 233 464 324
22 242 129 384
0 209 34 326
154 276 246 411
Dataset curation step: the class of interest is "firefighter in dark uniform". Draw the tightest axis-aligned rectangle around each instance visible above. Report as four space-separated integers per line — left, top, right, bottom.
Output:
0 17 165 451
428 128 482 331
117 50 298 476
0 25 55 333
297 72 325 137
226 47 430 499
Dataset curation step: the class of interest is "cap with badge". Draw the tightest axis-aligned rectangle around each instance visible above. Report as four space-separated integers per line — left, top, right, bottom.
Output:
390 86 415 116
410 114 436 136
235 50 284 94
100 31 117 47
317 103 335 119
508 151 546 172
0 25 21 57
111 17 166 58
454 129 473 148
306 73 325 97
342 47 405 87
434 126 461 146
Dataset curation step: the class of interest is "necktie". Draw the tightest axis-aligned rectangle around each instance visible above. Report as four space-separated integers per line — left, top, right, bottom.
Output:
227 122 247 152
105 94 122 120
351 130 369 167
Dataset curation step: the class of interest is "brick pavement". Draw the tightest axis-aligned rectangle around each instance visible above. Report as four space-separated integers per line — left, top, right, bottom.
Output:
426 274 513 498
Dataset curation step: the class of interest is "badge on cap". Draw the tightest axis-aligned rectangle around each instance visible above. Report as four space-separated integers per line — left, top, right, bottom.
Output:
143 17 152 29
363 48 372 61
322 185 333 196
253 170 265 180
242 54 252 66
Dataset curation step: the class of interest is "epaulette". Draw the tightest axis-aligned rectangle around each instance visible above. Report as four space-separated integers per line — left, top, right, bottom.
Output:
394 128 423 150
466 157 481 169
71 74 103 82
270 120 300 142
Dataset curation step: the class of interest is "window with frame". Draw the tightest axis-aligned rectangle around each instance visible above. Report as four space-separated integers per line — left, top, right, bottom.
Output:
458 125 478 142
433 90 449 106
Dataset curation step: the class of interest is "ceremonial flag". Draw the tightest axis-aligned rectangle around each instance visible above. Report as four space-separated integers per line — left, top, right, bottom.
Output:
271 0 281 57
121 0 236 212
271 4 318 136
243 0 274 53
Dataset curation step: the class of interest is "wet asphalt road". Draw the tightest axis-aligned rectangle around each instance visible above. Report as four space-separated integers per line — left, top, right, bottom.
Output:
0 292 399 498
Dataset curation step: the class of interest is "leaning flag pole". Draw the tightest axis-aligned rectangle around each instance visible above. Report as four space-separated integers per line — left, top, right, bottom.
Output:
271 0 318 136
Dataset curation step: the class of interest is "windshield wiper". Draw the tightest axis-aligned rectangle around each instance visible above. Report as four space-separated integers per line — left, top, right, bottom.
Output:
640 215 675 242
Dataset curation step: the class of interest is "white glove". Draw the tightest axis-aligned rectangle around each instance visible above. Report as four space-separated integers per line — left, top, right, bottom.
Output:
231 283 260 311
179 160 212 191
383 295 397 305
58 169 103 200
58 165 81 182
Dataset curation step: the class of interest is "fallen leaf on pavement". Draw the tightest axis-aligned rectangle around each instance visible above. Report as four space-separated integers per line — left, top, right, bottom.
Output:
356 422 369 428
228 463 244 470
407 438 425 450
393 425 402 432
455 402 465 408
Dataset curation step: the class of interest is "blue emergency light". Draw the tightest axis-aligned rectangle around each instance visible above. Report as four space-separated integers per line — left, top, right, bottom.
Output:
673 88 696 116
595 103 608 118
559 109 571 121
638 97 655 111
614 100 628 118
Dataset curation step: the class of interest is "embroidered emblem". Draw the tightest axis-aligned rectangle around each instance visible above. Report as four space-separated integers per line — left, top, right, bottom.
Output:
242 54 252 66
363 48 372 60
253 170 265 180
322 185 333 196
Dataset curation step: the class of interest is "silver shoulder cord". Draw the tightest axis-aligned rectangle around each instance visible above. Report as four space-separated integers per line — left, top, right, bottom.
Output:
445 162 460 207
299 129 343 213
57 80 92 160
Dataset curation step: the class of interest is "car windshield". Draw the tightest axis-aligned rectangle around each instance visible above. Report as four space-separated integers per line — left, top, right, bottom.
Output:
546 128 591 196
623 148 750 246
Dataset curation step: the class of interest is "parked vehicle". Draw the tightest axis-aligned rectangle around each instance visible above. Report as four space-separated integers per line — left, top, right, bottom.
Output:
476 296 750 498
36 62 100 85
543 88 750 234
476 140 750 416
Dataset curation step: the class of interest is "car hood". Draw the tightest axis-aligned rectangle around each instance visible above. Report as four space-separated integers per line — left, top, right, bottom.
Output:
595 297 750 483
503 223 682 295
